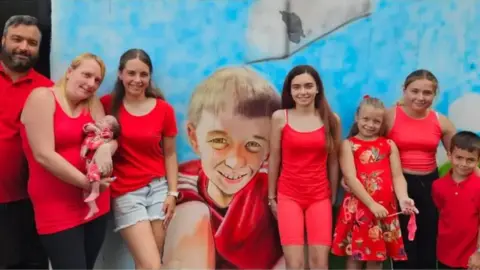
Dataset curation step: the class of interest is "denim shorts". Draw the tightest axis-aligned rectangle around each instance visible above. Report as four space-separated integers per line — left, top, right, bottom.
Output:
112 178 168 232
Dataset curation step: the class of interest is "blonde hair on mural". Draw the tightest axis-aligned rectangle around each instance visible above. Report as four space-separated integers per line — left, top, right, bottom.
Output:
55 53 106 114
187 66 281 126
397 69 439 106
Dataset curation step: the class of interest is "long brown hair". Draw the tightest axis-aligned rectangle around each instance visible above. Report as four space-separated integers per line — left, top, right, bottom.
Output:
110 48 165 118
281 65 339 153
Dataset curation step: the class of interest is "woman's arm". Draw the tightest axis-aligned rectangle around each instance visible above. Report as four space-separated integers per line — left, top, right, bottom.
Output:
21 87 89 189
388 140 409 200
268 110 285 200
328 114 342 204
163 136 178 192
340 140 376 208
438 113 456 153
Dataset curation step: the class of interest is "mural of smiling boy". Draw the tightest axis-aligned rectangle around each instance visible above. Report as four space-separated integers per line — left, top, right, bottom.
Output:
162 66 284 269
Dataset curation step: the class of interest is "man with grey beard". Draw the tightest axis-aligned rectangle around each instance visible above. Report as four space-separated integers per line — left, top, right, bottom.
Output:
0 15 53 269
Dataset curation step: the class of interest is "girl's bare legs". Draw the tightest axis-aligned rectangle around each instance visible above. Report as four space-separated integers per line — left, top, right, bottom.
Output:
366 261 383 270
346 256 363 270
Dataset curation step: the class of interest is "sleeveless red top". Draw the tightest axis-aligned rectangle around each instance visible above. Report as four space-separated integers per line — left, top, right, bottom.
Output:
387 106 442 172
21 94 110 234
277 110 330 200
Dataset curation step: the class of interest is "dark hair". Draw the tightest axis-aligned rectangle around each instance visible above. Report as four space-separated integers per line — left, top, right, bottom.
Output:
450 131 480 155
3 15 40 37
347 96 386 138
281 65 338 153
110 121 121 139
110 48 165 118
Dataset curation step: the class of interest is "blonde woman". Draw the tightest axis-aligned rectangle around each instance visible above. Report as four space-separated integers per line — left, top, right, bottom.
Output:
20 53 116 269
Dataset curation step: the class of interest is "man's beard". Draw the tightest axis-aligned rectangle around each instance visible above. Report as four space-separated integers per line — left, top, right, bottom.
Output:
0 45 38 73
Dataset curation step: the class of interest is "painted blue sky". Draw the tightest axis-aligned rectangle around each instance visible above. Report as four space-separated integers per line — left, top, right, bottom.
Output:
51 0 480 162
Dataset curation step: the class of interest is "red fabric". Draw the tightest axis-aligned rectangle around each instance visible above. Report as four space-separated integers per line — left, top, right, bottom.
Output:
387 106 442 172
86 162 101 182
0 65 53 203
432 171 480 268
20 95 110 234
407 214 417 241
332 137 407 261
178 160 283 269
277 111 330 200
100 95 177 197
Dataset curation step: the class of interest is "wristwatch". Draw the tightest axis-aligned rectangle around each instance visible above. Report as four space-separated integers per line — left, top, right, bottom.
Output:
167 191 179 198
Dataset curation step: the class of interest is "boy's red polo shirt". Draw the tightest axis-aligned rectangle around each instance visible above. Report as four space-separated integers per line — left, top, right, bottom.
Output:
432 171 480 268
0 63 53 203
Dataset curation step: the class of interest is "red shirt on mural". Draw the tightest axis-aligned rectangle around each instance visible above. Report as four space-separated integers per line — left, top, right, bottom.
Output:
177 160 283 269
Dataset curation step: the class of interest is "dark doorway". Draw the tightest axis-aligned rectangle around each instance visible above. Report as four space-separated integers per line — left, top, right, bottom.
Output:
0 0 52 78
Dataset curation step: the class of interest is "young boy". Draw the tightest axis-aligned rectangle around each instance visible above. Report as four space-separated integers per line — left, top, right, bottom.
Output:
162 67 284 269
432 131 480 269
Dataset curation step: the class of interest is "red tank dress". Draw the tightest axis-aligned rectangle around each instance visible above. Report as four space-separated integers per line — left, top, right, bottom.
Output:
331 136 406 261
21 94 110 234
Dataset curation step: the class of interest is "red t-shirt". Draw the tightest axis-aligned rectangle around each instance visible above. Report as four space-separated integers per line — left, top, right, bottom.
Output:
21 95 110 234
100 95 178 197
432 171 480 268
0 64 53 203
177 160 283 269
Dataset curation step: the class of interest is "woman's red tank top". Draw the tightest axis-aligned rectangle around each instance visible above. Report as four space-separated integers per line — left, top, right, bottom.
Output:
20 93 110 234
387 106 442 173
277 110 330 201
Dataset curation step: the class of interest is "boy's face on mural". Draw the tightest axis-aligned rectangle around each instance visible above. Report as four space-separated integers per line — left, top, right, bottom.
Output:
448 147 479 178
187 109 271 195
118 58 151 98
290 72 317 107
403 79 436 112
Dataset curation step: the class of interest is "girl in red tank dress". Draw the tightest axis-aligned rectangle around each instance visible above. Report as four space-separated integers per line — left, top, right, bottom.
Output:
332 96 418 269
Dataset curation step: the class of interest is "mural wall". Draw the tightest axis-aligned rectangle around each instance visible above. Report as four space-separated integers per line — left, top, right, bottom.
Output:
50 0 480 268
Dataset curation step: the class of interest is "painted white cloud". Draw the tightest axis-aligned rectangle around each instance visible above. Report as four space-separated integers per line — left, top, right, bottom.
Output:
448 92 480 132
245 0 373 62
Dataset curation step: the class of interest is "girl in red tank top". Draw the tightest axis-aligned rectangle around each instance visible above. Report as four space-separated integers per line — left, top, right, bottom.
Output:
268 65 341 269
332 96 418 269
385 70 457 270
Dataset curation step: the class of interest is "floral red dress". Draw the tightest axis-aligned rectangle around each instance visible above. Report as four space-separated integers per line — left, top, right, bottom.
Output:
331 136 407 261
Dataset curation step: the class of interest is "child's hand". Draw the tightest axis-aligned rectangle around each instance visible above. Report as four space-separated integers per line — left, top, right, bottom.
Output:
340 177 351 192
468 250 480 270
399 197 419 215
368 202 388 219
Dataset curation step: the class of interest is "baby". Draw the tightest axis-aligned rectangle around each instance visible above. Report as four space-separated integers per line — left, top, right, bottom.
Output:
80 115 120 219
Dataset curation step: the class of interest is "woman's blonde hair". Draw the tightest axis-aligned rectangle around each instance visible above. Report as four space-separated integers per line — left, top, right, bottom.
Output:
55 53 106 114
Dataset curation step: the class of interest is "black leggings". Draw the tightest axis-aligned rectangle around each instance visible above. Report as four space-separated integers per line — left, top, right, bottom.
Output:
40 214 108 270
392 170 439 269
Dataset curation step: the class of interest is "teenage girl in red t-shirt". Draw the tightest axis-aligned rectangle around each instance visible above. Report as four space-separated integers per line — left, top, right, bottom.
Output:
20 53 117 270
268 65 341 269
101 49 179 270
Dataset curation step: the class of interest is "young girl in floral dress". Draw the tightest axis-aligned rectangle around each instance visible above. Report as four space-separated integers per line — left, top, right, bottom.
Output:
331 96 418 270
